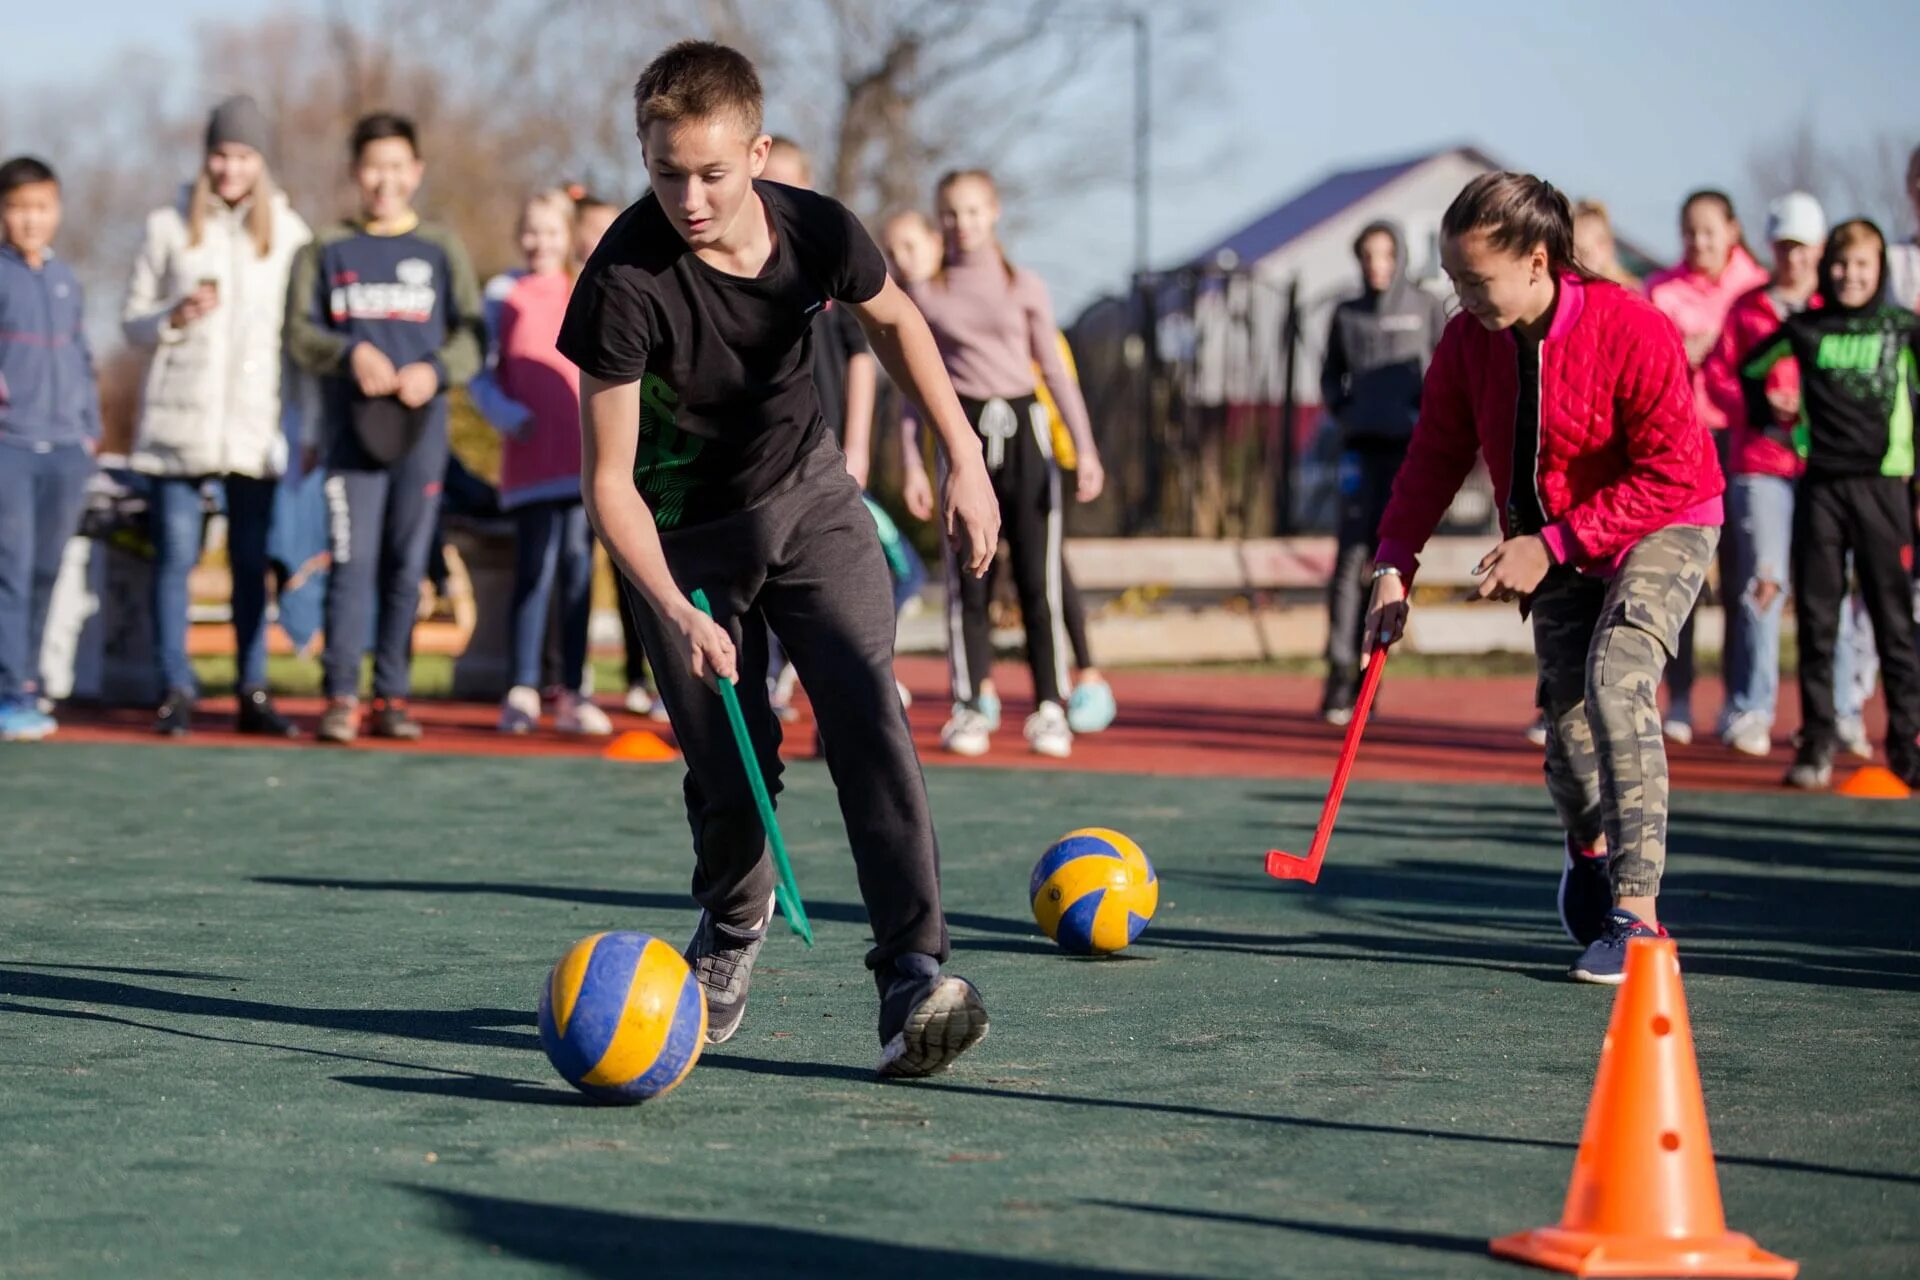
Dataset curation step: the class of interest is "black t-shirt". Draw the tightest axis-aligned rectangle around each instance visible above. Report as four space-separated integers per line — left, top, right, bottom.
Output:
557 181 888 528
810 301 871 444
1509 333 1548 535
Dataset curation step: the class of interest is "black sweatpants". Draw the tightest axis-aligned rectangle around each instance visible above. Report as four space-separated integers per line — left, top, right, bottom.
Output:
321 413 449 700
1326 441 1407 675
1793 473 1920 758
625 436 948 969
1060 563 1093 672
944 394 1069 708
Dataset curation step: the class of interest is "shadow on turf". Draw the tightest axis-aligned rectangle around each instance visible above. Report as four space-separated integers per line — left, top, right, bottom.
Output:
0 999 582 1105
407 1188 1193 1279
0 964 539 1049
699 1054 1918 1188
1153 849 1920 992
1081 1199 1488 1257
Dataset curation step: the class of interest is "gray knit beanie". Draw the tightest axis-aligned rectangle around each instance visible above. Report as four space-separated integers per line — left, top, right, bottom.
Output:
205 95 269 156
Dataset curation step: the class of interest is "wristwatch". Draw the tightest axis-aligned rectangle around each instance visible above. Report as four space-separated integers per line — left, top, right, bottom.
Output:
1370 565 1402 581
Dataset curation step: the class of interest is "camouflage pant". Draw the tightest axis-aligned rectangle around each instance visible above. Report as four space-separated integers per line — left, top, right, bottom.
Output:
1531 525 1718 899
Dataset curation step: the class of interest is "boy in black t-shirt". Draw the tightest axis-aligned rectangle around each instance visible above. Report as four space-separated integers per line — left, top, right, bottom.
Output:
560 42 1000 1078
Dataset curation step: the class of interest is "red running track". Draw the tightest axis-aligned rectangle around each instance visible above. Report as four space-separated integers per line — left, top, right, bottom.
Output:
39 656 1890 796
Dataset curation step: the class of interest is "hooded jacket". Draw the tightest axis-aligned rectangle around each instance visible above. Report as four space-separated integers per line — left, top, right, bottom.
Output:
1738 238 1919 480
1701 285 1819 481
122 185 312 478
1319 221 1450 444
1644 242 1769 432
1377 275 1724 580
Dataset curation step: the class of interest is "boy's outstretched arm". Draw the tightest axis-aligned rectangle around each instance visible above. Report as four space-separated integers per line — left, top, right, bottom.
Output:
579 373 736 688
849 277 999 577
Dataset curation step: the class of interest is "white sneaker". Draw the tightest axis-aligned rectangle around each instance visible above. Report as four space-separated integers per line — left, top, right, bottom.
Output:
498 685 541 734
555 691 614 736
1837 716 1874 761
940 705 992 757
1662 717 1694 746
1024 702 1073 759
1524 713 1550 747
624 684 655 716
1720 710 1772 757
769 665 801 723
895 679 913 710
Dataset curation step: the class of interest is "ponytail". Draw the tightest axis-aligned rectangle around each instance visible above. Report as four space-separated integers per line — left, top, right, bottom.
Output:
1442 171 1597 281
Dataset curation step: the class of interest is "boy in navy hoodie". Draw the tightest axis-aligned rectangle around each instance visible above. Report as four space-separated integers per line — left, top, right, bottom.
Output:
0 157 99 741
285 114 483 744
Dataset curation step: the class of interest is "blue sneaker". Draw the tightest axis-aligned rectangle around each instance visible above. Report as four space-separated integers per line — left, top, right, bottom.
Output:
1557 837 1612 945
0 697 57 742
1067 678 1117 734
1569 909 1668 986
977 691 1002 732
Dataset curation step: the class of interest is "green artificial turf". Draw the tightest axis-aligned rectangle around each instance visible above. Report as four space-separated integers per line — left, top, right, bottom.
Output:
1 743 1914 1277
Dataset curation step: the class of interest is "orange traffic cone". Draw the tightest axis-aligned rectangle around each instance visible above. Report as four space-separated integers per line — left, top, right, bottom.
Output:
602 730 677 762
1490 937 1798 1277
1835 765 1912 800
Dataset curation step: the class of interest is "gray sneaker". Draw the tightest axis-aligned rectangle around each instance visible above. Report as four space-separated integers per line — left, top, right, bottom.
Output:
875 953 989 1079
684 895 773 1045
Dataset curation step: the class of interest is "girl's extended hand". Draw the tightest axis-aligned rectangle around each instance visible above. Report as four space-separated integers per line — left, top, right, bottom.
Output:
1470 535 1551 603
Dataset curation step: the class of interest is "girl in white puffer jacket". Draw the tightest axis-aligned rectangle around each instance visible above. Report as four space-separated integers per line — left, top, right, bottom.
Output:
121 96 311 737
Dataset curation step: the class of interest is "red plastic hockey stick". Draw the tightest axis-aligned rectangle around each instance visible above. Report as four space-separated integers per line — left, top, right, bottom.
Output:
1265 644 1389 884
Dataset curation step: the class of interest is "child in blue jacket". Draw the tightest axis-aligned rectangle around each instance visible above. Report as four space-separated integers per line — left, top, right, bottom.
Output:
0 156 99 740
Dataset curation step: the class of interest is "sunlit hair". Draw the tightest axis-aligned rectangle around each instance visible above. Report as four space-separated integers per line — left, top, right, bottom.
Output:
1680 188 1752 258
1818 218 1886 308
1441 171 1596 280
188 162 279 258
933 168 1016 286
519 187 578 273
766 136 812 186
633 41 764 139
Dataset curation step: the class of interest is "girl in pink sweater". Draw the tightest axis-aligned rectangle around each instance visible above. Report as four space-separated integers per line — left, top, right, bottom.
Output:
487 190 610 737
1643 190 1769 743
908 170 1105 760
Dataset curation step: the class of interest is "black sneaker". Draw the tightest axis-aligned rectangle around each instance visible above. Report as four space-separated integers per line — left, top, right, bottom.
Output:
236 687 298 738
1569 908 1669 985
875 953 989 1079
684 896 773 1045
1784 737 1834 791
1556 836 1612 946
153 687 195 737
368 697 424 740
1320 666 1359 727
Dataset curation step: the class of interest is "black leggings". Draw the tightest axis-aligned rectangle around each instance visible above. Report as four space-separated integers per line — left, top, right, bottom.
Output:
944 394 1070 708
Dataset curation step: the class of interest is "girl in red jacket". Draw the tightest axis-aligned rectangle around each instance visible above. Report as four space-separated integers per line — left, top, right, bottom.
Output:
1367 172 1724 985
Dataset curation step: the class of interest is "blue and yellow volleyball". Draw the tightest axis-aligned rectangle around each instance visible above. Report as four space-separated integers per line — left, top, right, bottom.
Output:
537 931 707 1104
1030 828 1159 956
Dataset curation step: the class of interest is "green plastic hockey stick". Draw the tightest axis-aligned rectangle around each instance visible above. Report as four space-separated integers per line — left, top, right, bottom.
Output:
689 589 813 947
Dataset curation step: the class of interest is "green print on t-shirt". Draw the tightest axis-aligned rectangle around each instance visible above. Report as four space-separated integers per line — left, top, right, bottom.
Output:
635 372 703 529
1816 332 1885 371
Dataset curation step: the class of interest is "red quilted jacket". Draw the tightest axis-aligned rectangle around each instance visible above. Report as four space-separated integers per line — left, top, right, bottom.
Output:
1376 274 1724 579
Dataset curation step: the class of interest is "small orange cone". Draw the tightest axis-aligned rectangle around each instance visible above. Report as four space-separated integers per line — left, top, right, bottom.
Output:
602 730 677 762
1490 937 1798 1278
1835 765 1911 800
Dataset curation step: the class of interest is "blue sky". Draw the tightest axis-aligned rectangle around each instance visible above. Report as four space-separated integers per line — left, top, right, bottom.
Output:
6 0 1918 313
